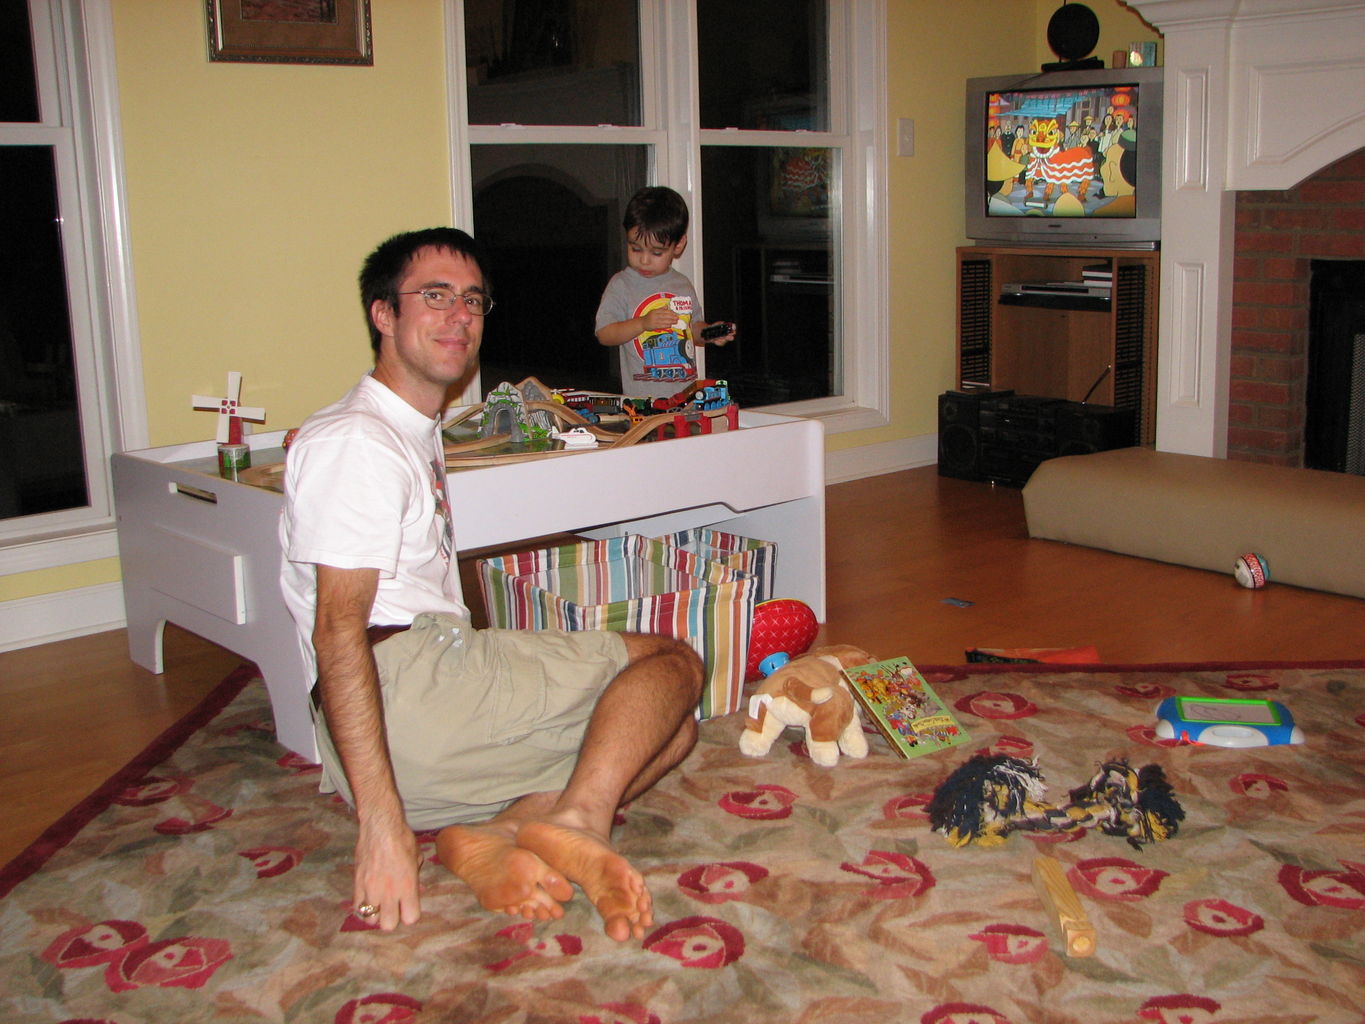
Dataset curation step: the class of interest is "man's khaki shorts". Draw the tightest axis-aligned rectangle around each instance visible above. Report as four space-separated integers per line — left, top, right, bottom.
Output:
313 612 630 830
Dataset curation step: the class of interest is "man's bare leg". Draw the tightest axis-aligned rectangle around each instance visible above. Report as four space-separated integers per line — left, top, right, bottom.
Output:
516 634 703 941
435 793 574 920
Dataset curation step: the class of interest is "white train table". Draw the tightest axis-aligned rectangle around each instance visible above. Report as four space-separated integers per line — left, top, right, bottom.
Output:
111 410 826 759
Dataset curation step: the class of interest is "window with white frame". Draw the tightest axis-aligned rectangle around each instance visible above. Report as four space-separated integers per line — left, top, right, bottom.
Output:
0 0 133 567
455 0 886 427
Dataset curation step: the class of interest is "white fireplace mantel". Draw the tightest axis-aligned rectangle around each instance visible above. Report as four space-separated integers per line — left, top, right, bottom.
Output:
1126 0 1365 456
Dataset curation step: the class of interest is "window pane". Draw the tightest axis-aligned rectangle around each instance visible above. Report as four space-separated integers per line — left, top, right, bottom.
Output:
700 146 838 405
0 146 89 519
0 1 40 123
697 0 828 131
470 144 647 394
465 0 641 126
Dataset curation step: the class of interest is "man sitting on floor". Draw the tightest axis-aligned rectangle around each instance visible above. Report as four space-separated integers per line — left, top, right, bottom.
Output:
279 227 704 941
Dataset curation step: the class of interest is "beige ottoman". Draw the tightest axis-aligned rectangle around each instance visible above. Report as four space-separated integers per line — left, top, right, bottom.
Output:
1023 447 1365 599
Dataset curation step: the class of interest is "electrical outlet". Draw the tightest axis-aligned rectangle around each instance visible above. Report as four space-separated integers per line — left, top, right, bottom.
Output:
897 118 915 157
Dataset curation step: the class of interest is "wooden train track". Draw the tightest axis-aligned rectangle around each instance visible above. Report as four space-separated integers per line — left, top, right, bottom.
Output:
232 400 740 487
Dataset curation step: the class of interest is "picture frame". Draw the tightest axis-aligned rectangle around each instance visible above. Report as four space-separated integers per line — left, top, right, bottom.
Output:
206 1 373 66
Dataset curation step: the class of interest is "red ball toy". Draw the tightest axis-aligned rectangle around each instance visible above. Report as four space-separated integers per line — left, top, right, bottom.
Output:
745 598 819 681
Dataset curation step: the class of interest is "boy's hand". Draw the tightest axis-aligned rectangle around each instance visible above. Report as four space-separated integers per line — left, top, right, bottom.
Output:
697 321 736 346
640 308 679 333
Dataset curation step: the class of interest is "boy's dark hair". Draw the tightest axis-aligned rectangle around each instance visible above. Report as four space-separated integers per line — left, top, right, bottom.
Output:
359 227 489 355
623 186 689 248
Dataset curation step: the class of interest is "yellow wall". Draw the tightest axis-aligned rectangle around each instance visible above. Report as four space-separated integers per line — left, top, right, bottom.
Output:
4 0 1160 607
119 2 455 444
828 0 1033 453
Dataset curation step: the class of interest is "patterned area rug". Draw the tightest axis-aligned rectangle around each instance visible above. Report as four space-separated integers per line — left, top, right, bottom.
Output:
3 661 1363 1023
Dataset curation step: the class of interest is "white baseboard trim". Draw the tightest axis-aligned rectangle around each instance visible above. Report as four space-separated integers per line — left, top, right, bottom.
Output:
0 582 127 653
826 433 938 484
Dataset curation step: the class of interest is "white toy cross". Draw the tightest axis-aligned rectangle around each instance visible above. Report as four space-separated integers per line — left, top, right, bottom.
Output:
192 371 267 444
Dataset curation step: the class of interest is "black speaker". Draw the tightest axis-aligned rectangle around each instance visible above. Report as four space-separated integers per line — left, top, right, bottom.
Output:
938 391 1001 480
938 392 983 479
1054 403 1137 456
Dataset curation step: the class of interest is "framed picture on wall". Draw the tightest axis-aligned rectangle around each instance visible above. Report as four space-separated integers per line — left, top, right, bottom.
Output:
206 1 373 66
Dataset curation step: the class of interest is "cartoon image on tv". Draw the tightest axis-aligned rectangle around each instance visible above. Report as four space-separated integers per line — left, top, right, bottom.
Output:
984 85 1140 218
630 292 695 383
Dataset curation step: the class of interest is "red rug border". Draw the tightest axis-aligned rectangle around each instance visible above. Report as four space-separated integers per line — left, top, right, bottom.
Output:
3 656 1360 900
0 662 259 900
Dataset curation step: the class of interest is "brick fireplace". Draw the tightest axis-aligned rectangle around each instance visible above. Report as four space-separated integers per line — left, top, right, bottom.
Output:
1230 148 1365 466
1125 0 1365 461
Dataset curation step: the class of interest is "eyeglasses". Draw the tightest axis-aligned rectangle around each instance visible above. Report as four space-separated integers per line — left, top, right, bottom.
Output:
398 287 495 315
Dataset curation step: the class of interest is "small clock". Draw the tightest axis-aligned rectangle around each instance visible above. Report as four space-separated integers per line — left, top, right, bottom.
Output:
1154 696 1304 747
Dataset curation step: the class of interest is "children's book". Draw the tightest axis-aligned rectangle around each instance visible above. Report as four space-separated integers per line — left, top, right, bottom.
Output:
841 656 971 760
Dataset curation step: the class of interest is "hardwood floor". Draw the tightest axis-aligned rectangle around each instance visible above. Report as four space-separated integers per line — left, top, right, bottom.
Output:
3 465 1363 867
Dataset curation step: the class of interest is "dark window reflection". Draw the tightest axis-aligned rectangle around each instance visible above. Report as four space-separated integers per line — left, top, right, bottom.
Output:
465 0 641 127
471 144 647 395
0 147 88 519
698 0 827 131
700 146 837 406
0 2 40 124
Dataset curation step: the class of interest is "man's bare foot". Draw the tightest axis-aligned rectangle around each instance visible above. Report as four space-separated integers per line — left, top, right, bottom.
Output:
436 822 574 921
516 820 652 942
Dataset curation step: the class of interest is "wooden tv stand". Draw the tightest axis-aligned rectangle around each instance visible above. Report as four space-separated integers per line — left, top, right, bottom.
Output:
956 245 1157 444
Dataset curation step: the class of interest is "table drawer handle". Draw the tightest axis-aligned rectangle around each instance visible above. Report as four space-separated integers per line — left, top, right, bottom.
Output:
170 482 218 504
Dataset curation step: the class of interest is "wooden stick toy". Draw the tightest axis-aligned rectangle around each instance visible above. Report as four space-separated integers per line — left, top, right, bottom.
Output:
1032 855 1096 957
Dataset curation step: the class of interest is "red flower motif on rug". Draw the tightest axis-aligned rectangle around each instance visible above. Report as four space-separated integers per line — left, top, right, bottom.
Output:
41 920 232 993
718 784 797 819
579 1001 662 1024
968 923 1049 963
275 751 321 775
335 992 423 1024
1278 862 1365 909
1222 672 1278 692
677 860 768 903
839 851 935 899
1137 994 1221 1022
1069 857 1168 901
953 691 1037 720
643 916 745 968
1229 772 1289 798
485 922 583 972
238 845 303 878
990 735 1034 759
1128 722 1180 747
154 799 232 835
102 936 232 992
881 792 931 821
111 775 192 806
1183 898 1264 936
42 920 147 968
922 1003 1012 1023
1116 681 1177 699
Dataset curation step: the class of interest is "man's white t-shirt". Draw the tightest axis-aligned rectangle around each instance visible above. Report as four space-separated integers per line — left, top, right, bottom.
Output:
280 373 469 687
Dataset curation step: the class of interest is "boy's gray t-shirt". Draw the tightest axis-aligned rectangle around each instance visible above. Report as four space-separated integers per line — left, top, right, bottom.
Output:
595 266 700 400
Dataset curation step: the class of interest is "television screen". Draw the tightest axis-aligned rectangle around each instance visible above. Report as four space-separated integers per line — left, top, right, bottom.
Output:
986 83 1141 219
964 68 1162 248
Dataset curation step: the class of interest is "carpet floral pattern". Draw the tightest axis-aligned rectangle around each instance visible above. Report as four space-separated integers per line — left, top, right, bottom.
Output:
2 662 1363 1023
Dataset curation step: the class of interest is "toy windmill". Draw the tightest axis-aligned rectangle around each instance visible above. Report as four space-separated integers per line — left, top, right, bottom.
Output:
192 372 267 444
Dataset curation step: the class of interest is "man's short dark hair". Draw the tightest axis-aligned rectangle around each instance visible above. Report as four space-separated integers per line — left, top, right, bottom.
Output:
359 227 488 355
623 186 689 248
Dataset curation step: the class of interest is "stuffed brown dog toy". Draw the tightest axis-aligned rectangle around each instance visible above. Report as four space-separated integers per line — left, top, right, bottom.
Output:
738 645 873 767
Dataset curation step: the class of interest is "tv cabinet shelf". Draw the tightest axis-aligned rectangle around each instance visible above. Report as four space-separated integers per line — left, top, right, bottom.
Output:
998 292 1110 313
957 244 1158 444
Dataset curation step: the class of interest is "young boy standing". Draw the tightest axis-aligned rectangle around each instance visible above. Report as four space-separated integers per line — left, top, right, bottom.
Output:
595 186 734 401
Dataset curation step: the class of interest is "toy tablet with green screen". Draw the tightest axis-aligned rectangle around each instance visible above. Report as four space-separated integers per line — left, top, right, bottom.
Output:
1154 696 1304 747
